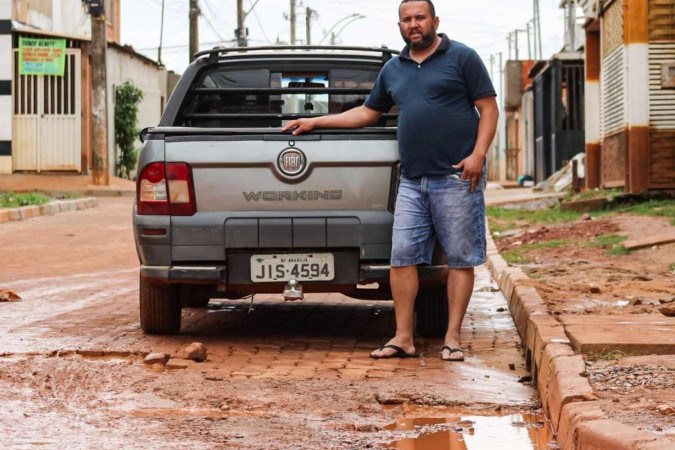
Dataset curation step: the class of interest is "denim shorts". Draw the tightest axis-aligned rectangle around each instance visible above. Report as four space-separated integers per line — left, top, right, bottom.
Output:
390 169 487 269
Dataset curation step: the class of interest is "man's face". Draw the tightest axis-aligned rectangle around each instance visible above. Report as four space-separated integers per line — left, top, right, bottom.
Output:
398 1 439 51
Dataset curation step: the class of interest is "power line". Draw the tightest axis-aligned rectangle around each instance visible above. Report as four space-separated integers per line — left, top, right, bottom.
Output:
250 0 273 45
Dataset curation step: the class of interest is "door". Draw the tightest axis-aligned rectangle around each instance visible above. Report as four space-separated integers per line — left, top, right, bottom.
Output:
13 49 82 172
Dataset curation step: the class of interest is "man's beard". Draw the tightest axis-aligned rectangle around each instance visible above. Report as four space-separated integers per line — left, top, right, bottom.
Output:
401 29 437 51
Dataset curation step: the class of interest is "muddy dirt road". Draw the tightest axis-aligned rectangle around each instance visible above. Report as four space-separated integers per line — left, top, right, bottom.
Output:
0 198 554 449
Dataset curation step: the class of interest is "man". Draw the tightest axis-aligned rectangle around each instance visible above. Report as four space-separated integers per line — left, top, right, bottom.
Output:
282 0 498 361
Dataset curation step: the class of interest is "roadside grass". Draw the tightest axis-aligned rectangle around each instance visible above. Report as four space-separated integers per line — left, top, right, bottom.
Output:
0 191 51 209
500 239 570 265
486 206 580 238
669 263 675 273
587 234 630 256
565 188 623 202
588 349 626 362
612 199 675 225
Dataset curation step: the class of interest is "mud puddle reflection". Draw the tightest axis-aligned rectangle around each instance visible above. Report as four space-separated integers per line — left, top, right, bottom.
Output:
383 409 557 449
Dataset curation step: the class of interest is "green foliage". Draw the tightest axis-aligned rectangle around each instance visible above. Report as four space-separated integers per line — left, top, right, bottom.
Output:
115 81 144 180
613 199 675 225
565 188 623 202
486 206 580 224
500 239 570 265
487 206 580 240
590 234 627 248
0 191 50 208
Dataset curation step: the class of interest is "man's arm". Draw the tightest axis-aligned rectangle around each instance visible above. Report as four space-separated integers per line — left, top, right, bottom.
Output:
452 96 499 192
282 105 383 136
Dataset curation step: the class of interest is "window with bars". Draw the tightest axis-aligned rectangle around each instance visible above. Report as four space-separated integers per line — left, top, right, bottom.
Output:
13 51 78 116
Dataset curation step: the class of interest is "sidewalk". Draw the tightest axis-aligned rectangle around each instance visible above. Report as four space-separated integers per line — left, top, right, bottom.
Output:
485 230 675 449
0 173 135 197
485 185 564 208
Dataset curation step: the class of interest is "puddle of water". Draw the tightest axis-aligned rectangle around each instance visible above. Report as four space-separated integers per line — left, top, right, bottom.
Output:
383 411 558 450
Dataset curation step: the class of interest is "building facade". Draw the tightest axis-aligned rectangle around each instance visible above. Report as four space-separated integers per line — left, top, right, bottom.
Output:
1 0 168 177
583 0 675 192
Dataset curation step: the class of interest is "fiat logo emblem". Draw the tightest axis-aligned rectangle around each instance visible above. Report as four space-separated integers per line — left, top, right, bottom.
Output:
278 148 306 176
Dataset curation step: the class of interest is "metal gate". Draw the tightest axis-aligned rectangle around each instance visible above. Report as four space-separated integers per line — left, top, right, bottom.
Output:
12 49 82 172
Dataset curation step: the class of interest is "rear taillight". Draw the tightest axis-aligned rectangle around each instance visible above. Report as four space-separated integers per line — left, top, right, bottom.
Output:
167 163 197 216
137 162 196 216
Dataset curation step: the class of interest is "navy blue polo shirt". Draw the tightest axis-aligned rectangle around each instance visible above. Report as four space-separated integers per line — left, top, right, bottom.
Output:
365 34 496 178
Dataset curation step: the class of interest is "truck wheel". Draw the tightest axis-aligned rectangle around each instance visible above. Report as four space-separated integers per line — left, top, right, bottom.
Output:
140 276 181 334
179 285 210 308
415 286 448 338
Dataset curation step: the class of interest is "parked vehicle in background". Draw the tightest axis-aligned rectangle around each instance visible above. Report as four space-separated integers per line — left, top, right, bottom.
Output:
133 46 449 336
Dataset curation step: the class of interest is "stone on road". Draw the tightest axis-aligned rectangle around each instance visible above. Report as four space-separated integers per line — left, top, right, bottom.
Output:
0 197 547 449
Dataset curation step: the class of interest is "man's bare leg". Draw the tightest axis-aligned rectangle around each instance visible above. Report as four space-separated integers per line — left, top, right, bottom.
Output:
441 267 474 361
370 265 418 358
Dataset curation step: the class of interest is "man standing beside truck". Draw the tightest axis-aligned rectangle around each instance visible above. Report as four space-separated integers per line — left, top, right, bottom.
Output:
283 0 498 361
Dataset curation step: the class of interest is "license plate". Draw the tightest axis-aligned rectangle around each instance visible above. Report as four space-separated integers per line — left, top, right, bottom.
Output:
250 253 335 282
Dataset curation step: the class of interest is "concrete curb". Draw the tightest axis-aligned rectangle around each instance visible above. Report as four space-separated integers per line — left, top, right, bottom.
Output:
485 229 672 449
0 197 99 224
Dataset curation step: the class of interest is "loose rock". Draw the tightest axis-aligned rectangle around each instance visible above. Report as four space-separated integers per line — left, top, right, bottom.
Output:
659 306 675 317
589 284 601 294
0 289 21 302
183 342 208 362
144 352 169 365
580 213 592 221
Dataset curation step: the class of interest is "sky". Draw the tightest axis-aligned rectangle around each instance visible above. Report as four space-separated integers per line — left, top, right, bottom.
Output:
121 0 571 78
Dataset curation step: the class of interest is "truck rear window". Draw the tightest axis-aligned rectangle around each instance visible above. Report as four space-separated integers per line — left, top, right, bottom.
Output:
176 67 397 128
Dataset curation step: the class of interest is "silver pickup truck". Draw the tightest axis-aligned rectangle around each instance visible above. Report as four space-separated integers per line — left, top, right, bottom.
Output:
133 46 448 336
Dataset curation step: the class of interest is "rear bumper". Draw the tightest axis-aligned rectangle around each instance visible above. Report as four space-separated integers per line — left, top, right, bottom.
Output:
140 263 448 286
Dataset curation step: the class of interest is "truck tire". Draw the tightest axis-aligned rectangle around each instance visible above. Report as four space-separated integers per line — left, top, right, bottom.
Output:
178 285 210 308
415 286 448 338
140 276 181 334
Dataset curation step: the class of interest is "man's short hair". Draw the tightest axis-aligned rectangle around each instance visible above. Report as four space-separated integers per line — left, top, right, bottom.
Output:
399 0 436 18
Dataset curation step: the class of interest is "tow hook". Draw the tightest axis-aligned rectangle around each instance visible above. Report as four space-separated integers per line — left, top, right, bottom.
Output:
283 279 304 301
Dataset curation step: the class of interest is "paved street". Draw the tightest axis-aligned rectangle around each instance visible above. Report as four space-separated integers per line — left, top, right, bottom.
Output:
0 198 554 449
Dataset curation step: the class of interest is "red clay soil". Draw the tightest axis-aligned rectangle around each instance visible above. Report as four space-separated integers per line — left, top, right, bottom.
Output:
492 212 675 441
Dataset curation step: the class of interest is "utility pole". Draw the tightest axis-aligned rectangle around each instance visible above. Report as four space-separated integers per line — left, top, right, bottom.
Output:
526 21 532 60
567 0 576 52
534 0 543 59
158 0 165 65
507 32 513 60
90 1 108 186
290 0 297 45
189 0 199 62
306 7 314 45
237 0 247 47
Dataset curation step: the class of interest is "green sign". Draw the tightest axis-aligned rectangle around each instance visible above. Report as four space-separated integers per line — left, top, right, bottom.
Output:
19 37 67 76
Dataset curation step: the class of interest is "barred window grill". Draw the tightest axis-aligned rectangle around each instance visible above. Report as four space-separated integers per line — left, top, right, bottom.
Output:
13 51 77 116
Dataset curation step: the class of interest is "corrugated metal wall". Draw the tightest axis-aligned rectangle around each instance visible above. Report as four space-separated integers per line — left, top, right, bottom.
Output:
600 46 626 137
649 42 675 130
647 0 675 189
600 0 627 187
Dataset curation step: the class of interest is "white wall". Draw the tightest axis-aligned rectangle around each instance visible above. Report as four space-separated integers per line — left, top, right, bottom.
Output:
106 46 167 177
13 0 90 38
0 0 12 173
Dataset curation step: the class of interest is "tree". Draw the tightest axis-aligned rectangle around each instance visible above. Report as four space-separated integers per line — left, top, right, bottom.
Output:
115 81 144 180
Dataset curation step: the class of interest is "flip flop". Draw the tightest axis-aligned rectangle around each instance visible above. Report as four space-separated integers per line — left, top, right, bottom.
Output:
370 344 419 359
441 346 465 362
